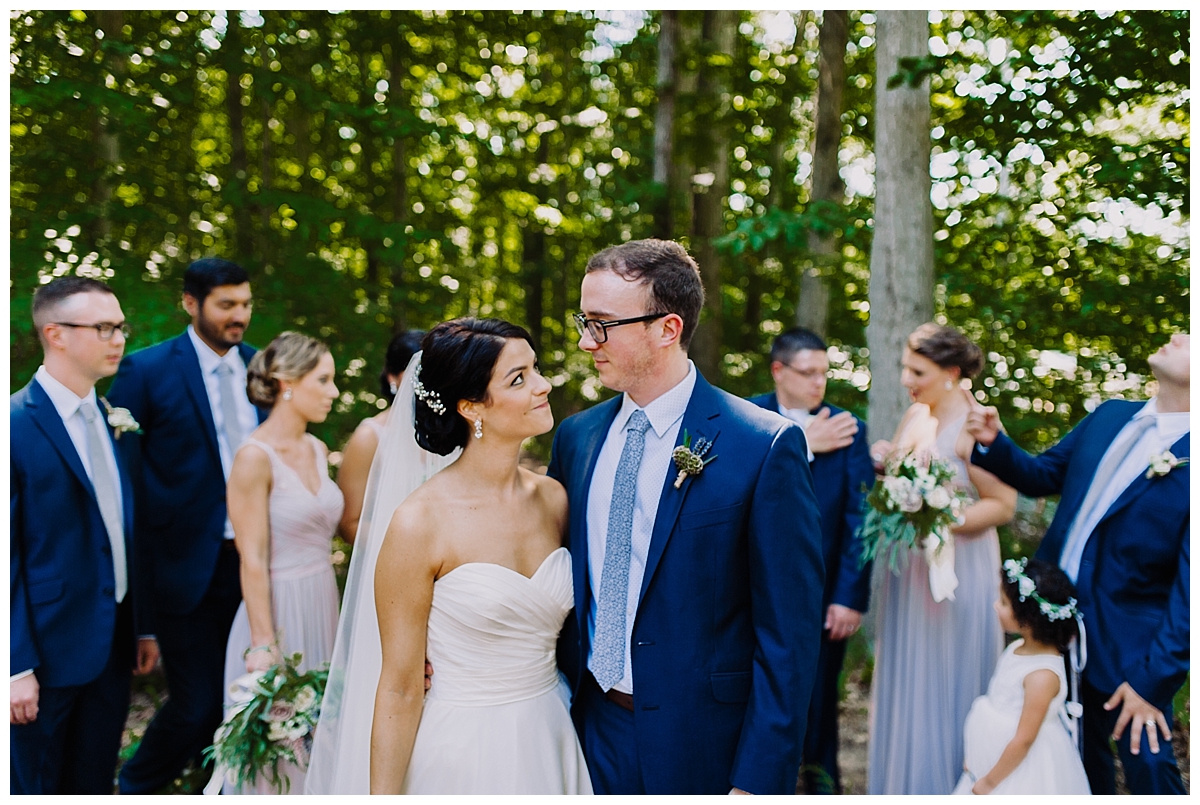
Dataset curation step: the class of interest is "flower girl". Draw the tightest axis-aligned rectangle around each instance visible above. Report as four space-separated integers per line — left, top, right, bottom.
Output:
954 558 1091 795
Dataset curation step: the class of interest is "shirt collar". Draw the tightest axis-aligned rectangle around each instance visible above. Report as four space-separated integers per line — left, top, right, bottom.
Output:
612 361 697 439
187 325 242 375
35 365 98 421
1135 397 1191 441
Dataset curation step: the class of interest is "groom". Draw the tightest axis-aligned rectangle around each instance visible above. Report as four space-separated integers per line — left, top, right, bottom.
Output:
966 332 1189 795
548 239 824 794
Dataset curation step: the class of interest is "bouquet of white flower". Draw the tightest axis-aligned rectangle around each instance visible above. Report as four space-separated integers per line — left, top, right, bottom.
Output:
857 451 966 577
203 654 327 794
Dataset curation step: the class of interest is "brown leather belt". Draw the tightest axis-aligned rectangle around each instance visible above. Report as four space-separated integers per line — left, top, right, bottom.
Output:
605 688 634 712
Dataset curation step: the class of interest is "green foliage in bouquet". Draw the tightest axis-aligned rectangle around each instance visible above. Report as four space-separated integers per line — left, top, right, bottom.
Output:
857 453 966 574
203 653 328 794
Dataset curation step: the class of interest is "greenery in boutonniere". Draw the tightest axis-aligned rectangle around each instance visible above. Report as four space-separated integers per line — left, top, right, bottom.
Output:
672 430 716 489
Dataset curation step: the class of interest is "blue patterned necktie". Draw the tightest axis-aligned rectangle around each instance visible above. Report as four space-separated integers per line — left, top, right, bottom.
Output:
79 401 128 602
591 409 652 691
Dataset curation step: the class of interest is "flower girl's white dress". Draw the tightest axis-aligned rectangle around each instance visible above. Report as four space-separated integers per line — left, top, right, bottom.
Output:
953 639 1091 794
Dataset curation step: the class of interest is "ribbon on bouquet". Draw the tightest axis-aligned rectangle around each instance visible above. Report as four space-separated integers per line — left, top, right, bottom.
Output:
922 529 958 603
203 671 267 796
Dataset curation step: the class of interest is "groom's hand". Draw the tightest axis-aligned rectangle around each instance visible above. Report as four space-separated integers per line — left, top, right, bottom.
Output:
729 787 752 795
963 388 1002 447
135 637 160 675
425 660 433 692
10 674 39 725
1106 681 1169 755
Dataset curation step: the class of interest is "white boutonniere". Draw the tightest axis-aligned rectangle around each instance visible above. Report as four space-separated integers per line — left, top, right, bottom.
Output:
671 430 717 489
1146 450 1188 479
100 397 142 439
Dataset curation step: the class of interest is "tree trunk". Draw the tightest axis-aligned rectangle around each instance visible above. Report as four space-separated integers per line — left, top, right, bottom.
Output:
672 12 703 240
867 10 934 440
92 10 124 246
797 10 849 338
690 9 737 380
652 11 679 240
224 18 253 262
388 38 409 331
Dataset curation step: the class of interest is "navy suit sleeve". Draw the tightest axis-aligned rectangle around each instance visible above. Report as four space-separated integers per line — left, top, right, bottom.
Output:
970 419 1087 498
829 418 874 613
10 438 39 677
730 423 824 794
1124 522 1190 709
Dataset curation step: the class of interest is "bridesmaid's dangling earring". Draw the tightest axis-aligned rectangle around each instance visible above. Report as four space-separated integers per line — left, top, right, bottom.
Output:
283 388 293 401
474 419 483 439
389 381 398 395
944 380 953 391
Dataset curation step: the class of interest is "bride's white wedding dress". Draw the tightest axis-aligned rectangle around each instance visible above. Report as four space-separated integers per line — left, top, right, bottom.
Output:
305 353 591 794
403 547 590 793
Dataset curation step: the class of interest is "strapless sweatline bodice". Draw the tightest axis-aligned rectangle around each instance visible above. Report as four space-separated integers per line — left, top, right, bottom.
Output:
424 547 572 708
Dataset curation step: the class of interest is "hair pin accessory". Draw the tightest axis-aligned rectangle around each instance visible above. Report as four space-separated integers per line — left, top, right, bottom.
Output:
412 364 446 415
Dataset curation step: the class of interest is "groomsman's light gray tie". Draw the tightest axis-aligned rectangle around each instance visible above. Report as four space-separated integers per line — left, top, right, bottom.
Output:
216 361 245 458
79 401 128 602
591 409 652 691
1059 414 1156 582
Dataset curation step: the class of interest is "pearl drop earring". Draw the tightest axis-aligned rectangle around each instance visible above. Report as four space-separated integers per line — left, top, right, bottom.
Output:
389 381 398 395
944 380 953 391
474 419 483 439
283 388 293 401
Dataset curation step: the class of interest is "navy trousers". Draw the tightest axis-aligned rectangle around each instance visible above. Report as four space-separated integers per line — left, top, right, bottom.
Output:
117 546 242 794
11 597 133 794
1081 681 1186 794
578 675 647 795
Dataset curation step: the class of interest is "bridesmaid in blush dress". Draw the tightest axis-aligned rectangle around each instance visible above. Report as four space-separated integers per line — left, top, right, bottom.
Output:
867 324 1017 795
221 332 345 794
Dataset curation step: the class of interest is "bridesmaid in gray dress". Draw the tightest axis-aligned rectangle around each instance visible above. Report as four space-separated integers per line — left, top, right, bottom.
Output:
867 324 1017 795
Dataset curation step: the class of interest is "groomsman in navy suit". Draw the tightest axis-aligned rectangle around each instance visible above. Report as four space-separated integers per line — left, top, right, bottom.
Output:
548 240 825 794
967 333 1190 795
108 259 264 793
749 326 874 794
11 278 158 793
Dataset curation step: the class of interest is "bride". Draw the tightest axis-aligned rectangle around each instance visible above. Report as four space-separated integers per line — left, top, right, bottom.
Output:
306 318 591 794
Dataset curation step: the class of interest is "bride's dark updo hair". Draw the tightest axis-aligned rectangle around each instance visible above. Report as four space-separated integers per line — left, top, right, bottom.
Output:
414 318 536 455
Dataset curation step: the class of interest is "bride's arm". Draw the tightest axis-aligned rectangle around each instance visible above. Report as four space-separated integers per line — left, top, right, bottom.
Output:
370 501 438 794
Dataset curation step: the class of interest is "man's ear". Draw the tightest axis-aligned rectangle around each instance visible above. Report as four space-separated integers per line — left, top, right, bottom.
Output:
41 322 67 352
182 293 199 318
769 360 784 384
659 313 685 349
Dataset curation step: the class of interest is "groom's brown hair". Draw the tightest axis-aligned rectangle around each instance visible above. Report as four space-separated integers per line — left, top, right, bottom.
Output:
585 239 705 350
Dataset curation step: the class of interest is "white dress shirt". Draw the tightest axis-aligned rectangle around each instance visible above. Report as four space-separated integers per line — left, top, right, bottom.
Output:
586 362 697 694
14 368 129 682
1059 398 1190 577
187 325 260 539
776 402 817 462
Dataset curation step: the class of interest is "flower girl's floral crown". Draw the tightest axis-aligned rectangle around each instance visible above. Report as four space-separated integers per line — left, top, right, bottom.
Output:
412 364 446 415
1003 558 1078 622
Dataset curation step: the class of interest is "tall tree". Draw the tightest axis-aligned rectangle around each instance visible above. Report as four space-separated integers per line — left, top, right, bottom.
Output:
690 9 738 379
867 11 934 439
796 10 848 337
651 11 679 240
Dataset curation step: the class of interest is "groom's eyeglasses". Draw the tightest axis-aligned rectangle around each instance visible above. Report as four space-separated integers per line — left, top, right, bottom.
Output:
573 312 667 344
54 321 131 341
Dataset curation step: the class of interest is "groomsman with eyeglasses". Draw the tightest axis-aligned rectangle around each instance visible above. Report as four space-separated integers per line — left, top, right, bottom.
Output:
750 327 875 794
108 259 266 793
966 333 1190 795
11 277 158 793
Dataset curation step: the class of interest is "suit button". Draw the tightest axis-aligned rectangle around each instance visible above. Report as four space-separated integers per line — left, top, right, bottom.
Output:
103 587 114 596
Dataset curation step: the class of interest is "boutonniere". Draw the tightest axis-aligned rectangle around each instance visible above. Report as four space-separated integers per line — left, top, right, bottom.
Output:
672 430 717 489
100 397 142 439
1146 450 1188 479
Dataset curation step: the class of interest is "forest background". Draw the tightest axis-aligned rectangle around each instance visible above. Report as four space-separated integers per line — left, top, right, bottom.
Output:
8 9 1191 790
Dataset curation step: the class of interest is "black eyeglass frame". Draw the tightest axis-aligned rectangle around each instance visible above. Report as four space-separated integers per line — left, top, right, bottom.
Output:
573 312 667 344
53 321 131 341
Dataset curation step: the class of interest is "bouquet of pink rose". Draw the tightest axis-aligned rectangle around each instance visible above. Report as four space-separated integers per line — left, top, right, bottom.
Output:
203 653 328 794
857 450 966 574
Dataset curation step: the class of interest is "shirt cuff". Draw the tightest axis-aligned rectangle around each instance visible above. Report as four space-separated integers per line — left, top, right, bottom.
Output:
975 443 990 455
10 669 34 683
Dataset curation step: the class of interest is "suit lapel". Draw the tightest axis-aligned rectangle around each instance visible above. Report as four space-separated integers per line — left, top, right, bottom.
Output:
570 399 621 625
27 380 96 501
1097 431 1190 528
637 375 722 607
176 333 223 464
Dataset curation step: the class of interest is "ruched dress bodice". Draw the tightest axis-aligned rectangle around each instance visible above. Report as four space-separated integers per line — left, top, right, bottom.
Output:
402 547 591 794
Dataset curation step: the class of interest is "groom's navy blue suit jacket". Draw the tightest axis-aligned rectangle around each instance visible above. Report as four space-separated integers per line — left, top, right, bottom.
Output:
549 372 825 794
748 394 874 614
10 379 150 687
971 399 1189 709
107 332 265 615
